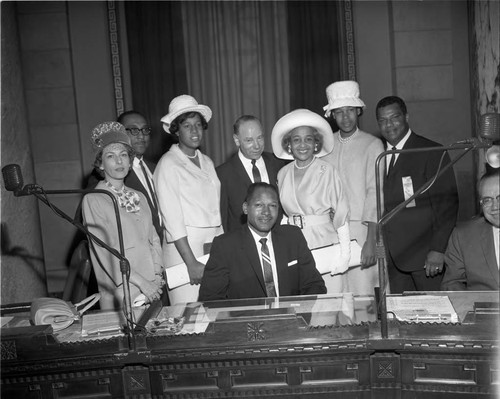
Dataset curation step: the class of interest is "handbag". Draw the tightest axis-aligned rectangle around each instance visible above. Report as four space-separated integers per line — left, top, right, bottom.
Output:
30 293 101 332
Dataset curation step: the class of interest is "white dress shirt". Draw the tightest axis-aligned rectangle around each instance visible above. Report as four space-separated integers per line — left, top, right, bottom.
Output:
133 156 162 226
386 129 412 174
248 226 280 296
238 151 270 183
132 157 154 201
493 226 499 269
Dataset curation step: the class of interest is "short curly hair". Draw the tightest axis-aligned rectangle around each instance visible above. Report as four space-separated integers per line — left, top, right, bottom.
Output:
169 111 209 135
93 144 135 178
281 128 324 156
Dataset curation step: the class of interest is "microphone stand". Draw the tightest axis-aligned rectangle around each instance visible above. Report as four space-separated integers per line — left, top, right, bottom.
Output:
18 185 136 350
375 141 485 338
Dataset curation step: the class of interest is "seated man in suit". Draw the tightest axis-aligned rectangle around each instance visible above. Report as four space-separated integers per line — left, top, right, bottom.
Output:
441 170 499 291
216 115 286 232
199 182 326 301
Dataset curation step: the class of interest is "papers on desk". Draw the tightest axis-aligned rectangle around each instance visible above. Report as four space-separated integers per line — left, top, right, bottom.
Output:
165 254 209 289
312 240 363 275
386 295 459 323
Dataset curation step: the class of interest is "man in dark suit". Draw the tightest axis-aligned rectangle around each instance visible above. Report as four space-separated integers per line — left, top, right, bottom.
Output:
216 115 286 232
441 170 499 291
376 96 459 293
86 111 164 243
199 183 326 301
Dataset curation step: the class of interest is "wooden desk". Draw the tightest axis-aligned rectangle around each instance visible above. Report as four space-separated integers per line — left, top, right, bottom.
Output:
1 292 498 398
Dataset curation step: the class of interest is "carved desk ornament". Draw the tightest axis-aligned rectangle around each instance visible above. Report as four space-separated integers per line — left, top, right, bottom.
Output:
30 293 100 332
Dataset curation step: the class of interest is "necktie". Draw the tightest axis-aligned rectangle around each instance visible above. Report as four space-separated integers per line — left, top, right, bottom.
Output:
139 160 160 219
387 146 396 176
251 159 261 183
259 238 276 297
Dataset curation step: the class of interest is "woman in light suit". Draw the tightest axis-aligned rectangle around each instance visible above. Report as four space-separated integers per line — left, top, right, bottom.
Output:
82 122 164 310
154 95 223 304
271 109 351 293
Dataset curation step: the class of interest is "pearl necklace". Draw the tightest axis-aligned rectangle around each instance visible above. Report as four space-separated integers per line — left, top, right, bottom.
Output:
185 151 198 159
294 157 316 170
338 129 358 144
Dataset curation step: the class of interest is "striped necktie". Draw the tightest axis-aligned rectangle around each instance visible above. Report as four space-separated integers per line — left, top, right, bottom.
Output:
259 238 276 297
139 160 160 220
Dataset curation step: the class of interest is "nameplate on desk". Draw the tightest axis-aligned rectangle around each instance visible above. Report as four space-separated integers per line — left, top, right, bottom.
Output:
81 311 126 337
215 307 296 322
386 295 459 323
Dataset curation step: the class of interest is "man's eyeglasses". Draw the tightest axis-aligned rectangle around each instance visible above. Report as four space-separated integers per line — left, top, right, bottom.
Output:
126 127 152 136
479 195 500 208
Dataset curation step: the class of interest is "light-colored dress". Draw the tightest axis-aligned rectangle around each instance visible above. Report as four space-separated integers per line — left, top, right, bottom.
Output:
277 157 350 293
154 144 223 304
82 181 163 310
322 129 384 295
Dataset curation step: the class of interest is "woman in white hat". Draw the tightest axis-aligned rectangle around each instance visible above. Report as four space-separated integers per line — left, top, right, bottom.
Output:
271 109 351 293
322 81 385 295
82 122 164 310
154 95 223 304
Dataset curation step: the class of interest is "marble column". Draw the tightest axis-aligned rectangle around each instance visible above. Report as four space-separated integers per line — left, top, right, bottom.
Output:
1 3 47 303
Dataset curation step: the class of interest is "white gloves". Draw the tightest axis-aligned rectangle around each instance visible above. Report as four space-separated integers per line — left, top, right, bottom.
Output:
332 222 351 275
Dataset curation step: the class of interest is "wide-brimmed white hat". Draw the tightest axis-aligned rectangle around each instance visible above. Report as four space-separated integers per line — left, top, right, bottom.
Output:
323 81 366 117
271 109 334 160
161 95 212 133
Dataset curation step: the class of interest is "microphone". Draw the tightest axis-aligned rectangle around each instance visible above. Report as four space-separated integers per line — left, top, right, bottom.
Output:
2 164 39 196
479 113 500 142
2 164 24 194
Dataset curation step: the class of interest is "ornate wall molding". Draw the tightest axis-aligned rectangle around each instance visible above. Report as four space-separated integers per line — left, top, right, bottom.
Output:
107 1 124 117
337 0 356 81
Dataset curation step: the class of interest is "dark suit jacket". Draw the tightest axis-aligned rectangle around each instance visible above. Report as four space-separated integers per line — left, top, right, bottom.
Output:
216 151 286 232
383 132 459 272
198 224 327 301
441 217 499 291
85 160 164 242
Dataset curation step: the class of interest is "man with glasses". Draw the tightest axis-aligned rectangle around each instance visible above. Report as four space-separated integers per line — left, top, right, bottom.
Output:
441 170 499 291
86 111 164 243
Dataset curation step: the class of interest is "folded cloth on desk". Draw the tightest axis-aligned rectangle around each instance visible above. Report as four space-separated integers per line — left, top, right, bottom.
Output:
165 254 210 289
31 294 100 332
312 240 362 275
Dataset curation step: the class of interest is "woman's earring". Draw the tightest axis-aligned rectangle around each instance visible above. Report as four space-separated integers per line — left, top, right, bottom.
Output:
314 144 318 152
287 144 292 153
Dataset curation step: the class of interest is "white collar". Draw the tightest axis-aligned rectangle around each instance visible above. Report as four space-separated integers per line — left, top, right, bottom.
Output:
238 150 262 166
387 128 412 150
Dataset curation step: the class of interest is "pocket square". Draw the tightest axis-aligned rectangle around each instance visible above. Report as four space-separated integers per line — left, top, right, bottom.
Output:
287 259 298 267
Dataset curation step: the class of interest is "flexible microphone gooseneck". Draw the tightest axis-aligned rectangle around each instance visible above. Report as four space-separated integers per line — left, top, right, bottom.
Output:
1 164 136 348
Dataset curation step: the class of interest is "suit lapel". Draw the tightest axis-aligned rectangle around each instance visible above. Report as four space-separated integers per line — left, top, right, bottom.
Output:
262 153 276 186
480 222 499 286
231 154 253 185
386 132 417 180
241 228 267 293
270 229 288 292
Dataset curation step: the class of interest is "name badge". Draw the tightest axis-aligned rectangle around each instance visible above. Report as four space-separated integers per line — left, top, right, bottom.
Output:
402 176 416 208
